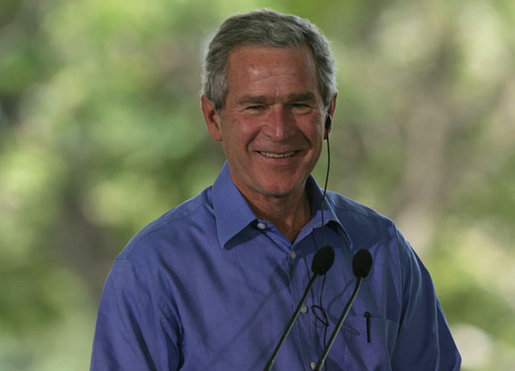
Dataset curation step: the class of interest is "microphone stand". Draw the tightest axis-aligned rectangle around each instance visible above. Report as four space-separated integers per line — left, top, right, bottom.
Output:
264 272 320 371
314 276 363 370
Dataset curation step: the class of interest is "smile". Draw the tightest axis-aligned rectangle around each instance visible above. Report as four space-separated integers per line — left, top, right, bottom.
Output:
258 151 296 158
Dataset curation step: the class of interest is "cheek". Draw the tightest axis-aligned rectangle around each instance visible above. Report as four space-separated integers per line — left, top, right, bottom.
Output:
297 111 324 132
220 123 253 156
223 117 260 143
300 119 325 142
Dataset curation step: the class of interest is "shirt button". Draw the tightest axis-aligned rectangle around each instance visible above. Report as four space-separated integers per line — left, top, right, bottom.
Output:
310 361 317 369
289 251 296 259
300 305 308 314
257 222 266 230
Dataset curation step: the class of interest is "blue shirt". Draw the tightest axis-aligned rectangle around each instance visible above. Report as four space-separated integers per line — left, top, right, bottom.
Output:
91 163 461 370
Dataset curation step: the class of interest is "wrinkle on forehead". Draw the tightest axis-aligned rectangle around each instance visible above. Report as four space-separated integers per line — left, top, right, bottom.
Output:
225 45 321 103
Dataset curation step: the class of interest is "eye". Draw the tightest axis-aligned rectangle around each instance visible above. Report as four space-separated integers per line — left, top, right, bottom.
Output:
245 105 265 111
290 102 312 113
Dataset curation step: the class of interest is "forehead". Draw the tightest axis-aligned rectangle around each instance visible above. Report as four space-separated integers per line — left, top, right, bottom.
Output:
224 45 320 97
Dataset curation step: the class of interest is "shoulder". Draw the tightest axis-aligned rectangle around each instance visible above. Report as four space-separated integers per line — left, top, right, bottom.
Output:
118 186 215 261
325 190 396 232
325 191 414 268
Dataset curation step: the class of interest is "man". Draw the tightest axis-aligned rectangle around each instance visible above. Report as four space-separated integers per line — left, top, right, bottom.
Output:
91 10 461 370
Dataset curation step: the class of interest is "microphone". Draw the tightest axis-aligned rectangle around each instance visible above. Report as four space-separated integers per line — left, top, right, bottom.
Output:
314 249 373 370
352 249 373 278
264 245 334 371
312 244 335 275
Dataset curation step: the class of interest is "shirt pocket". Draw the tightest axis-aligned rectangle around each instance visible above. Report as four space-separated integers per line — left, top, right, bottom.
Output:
325 313 399 371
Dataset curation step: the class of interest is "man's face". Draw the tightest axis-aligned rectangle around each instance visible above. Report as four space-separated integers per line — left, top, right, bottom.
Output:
202 45 335 205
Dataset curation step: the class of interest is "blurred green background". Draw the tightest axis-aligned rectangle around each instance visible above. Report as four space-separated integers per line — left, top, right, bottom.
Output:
1 0 514 369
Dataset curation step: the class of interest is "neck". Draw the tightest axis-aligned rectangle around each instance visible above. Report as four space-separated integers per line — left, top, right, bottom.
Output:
246 189 312 243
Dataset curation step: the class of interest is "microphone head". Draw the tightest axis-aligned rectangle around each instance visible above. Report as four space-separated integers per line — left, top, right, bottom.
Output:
311 245 335 275
352 249 373 278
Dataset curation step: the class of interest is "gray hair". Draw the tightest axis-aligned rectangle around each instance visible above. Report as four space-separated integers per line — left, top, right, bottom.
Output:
202 9 337 110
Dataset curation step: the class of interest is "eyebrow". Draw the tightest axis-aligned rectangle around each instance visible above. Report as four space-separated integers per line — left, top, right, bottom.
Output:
237 92 318 105
286 92 317 102
237 95 268 105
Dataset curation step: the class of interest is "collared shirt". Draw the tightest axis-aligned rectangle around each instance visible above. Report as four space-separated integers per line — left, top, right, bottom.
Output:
91 162 461 370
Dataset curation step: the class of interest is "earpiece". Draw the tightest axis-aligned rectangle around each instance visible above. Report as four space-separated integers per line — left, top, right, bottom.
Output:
325 114 332 131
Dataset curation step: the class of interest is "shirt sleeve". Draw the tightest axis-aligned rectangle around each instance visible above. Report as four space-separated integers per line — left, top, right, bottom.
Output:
391 227 461 370
90 257 182 370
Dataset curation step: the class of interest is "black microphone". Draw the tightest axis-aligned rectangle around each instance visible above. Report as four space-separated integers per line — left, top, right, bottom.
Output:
312 244 335 275
264 245 334 371
352 249 373 278
314 249 373 370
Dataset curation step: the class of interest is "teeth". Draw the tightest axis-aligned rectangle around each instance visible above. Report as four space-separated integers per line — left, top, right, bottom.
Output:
259 151 295 158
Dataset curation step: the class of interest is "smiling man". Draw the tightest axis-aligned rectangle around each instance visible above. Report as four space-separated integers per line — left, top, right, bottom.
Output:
91 10 461 370
201 44 334 242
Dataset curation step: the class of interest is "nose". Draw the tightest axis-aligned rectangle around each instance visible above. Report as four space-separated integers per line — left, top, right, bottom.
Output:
264 105 295 140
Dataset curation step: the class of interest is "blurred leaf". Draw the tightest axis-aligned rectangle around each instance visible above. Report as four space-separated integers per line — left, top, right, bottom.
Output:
1 0 514 370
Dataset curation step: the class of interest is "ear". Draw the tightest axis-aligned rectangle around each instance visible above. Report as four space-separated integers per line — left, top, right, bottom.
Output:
201 94 223 142
324 93 337 139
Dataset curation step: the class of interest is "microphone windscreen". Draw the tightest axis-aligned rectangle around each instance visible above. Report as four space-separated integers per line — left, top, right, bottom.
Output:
352 249 373 278
311 245 335 275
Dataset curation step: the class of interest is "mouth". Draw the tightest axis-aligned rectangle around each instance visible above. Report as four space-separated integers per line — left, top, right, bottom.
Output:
258 151 296 159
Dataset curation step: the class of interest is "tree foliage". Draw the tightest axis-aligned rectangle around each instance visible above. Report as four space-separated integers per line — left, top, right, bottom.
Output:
0 0 514 369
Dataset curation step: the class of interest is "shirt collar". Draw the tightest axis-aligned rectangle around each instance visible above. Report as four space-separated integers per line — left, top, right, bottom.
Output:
301 177 351 246
212 162 258 249
211 161 351 249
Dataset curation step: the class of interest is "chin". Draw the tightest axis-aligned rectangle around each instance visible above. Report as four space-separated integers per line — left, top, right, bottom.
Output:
256 181 304 198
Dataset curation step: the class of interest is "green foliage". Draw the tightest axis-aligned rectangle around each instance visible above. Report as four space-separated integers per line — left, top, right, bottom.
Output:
0 0 514 369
